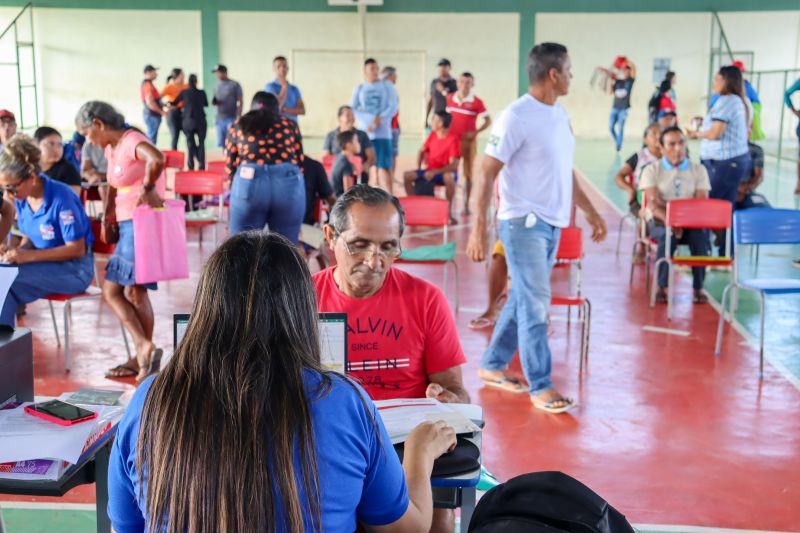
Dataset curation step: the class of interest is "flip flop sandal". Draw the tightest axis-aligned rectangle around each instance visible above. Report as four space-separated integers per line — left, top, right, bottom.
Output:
136 348 164 384
693 291 709 304
105 363 138 379
531 395 577 414
468 317 496 330
481 377 527 394
655 291 668 304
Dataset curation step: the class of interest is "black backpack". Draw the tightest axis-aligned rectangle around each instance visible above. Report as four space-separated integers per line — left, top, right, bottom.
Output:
468 471 636 533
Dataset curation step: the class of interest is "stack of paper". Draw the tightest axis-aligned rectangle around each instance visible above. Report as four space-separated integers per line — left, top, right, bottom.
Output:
373 398 482 444
0 400 124 482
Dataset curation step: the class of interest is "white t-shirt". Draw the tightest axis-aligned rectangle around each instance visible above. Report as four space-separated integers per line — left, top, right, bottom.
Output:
485 94 575 226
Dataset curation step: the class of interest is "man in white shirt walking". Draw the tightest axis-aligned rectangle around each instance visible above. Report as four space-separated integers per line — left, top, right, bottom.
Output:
467 43 607 414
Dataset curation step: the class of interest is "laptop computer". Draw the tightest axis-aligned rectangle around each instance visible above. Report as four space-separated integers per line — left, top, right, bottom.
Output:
173 312 348 374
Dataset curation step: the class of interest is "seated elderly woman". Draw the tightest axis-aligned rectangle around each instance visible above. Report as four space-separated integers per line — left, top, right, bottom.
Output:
108 231 456 533
0 135 94 327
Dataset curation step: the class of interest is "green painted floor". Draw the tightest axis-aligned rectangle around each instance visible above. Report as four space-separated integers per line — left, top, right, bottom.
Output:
573 139 800 385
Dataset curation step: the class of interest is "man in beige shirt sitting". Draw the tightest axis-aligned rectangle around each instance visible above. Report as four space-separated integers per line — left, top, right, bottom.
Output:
639 126 711 304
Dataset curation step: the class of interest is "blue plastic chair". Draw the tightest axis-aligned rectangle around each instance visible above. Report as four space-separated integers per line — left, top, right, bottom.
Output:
714 209 800 378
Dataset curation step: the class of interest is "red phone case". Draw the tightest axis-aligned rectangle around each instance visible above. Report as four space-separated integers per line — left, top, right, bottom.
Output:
24 404 98 426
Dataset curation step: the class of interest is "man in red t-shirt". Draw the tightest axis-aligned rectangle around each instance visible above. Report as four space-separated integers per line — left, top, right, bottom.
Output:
314 184 469 403
402 111 460 224
140 64 166 145
315 184 468 533
446 72 491 216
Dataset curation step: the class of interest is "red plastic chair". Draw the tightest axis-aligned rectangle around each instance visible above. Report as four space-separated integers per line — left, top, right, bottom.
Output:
551 227 591 373
162 150 185 169
45 230 131 372
174 171 226 245
650 198 733 320
206 160 226 176
628 192 658 291
395 196 459 311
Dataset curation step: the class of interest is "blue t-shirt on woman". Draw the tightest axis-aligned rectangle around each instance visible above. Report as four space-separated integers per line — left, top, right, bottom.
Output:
108 372 409 532
700 94 750 161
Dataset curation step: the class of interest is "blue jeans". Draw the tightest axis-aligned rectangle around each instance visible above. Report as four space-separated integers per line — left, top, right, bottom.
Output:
0 254 94 326
702 153 751 255
609 107 629 152
649 222 709 290
216 117 235 148
143 112 161 145
229 163 304 243
481 216 561 394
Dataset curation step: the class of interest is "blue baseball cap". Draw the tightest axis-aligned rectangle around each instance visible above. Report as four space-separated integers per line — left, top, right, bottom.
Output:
657 109 677 119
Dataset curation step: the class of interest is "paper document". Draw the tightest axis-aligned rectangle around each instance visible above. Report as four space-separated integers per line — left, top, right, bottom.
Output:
65 388 124 406
374 398 482 444
0 403 123 464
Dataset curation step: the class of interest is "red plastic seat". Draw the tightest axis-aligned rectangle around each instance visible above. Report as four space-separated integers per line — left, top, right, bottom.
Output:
395 196 459 311
174 171 226 244
206 160 226 176
650 198 733 320
550 227 590 373
162 150 185 169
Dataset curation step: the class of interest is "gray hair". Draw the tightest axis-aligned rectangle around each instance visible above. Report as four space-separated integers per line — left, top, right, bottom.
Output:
381 66 396 80
0 134 40 180
527 42 568 84
75 101 125 130
329 184 405 237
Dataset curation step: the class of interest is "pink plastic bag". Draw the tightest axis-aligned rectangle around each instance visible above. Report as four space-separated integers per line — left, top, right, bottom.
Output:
133 199 189 284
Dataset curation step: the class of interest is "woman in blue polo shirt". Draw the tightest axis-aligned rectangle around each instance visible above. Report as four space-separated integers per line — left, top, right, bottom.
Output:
0 135 94 326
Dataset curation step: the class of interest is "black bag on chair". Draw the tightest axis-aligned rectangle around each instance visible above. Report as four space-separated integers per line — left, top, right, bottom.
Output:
468 471 635 533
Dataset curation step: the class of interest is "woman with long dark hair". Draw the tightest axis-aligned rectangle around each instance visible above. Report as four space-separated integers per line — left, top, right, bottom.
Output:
226 91 305 243
688 66 751 255
174 74 208 170
75 101 166 382
107 231 456 532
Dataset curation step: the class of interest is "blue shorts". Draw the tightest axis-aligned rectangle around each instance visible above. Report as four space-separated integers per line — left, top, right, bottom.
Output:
416 169 458 185
391 128 400 158
105 220 157 289
372 139 393 170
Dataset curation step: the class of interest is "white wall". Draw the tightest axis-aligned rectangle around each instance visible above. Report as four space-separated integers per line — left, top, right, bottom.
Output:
536 12 712 139
219 11 519 138
31 8 203 137
536 11 800 140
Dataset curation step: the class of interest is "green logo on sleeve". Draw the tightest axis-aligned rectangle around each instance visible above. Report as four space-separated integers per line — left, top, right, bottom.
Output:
488 134 500 146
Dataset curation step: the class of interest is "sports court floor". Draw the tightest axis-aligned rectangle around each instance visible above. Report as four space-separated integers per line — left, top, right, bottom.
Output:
1 139 798 533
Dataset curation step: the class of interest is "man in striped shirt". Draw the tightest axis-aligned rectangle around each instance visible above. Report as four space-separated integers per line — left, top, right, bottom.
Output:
447 72 492 215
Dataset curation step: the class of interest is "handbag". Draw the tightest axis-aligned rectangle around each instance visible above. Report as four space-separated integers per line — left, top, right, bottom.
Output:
132 199 189 284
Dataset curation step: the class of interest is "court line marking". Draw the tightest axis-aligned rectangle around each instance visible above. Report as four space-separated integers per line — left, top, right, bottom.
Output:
632 524 793 533
0 504 790 533
642 325 691 337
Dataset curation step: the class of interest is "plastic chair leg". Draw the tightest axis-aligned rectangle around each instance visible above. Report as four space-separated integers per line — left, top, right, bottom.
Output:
63 301 71 372
714 284 732 357
48 300 61 346
121 324 132 358
667 262 674 321
758 291 766 380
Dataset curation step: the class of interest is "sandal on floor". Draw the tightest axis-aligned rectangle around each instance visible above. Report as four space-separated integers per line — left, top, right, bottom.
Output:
105 363 138 379
655 290 668 304
468 316 496 330
136 348 164 384
531 394 577 414
693 290 709 304
481 376 527 394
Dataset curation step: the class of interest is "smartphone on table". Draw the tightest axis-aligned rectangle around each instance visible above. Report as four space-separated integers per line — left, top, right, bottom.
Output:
24 400 98 426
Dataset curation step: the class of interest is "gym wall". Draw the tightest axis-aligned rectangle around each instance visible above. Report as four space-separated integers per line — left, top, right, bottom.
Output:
219 11 518 137
537 11 800 139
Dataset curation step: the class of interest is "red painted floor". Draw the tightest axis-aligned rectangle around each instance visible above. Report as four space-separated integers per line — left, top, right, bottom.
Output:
3 156 799 531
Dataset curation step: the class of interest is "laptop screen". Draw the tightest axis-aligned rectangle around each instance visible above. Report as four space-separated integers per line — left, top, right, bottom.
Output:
173 312 348 374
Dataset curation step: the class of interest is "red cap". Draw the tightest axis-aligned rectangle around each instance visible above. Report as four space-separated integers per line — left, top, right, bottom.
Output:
732 60 746 72
613 56 628 69
0 109 15 121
